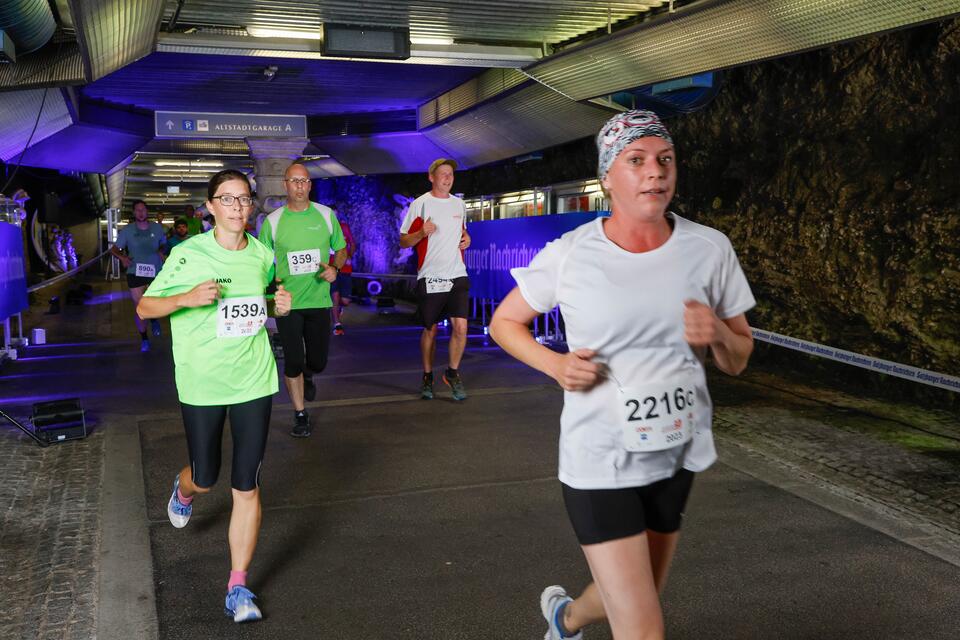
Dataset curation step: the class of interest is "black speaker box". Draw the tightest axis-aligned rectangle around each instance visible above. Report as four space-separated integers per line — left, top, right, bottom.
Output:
32 399 87 444
322 23 410 60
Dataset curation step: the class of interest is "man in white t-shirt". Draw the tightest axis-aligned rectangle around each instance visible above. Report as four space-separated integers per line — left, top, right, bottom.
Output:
399 158 472 401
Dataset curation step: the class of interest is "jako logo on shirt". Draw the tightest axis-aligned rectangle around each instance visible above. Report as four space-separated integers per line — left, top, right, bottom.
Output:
216 277 232 284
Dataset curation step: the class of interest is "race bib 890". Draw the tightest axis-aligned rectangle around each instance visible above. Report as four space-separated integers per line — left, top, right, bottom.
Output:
217 295 267 338
135 263 156 278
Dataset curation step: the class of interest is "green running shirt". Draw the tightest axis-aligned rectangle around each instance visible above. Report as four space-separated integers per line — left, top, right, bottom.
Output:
258 202 346 310
145 231 279 406
115 222 166 273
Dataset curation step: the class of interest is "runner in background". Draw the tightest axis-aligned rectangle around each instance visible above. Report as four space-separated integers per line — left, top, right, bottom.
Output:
330 211 356 335
399 158 472 401
110 199 166 352
259 162 347 437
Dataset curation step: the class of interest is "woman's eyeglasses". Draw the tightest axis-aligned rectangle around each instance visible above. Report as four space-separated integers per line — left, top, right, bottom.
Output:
213 195 256 207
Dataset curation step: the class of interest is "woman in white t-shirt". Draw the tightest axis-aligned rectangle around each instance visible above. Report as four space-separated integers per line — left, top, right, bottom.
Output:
489 110 756 640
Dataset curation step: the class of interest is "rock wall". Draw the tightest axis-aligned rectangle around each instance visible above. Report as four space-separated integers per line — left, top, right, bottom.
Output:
669 19 960 379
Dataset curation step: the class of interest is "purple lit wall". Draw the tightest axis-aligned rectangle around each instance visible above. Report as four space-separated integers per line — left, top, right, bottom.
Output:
314 176 416 274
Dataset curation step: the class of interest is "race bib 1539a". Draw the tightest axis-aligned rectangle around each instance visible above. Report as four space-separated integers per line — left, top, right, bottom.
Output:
217 295 268 338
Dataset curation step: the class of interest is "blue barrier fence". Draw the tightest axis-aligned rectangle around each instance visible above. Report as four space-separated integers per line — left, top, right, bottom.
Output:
0 222 28 321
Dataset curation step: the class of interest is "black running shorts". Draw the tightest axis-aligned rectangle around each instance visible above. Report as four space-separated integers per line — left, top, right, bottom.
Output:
415 276 470 328
180 394 273 491
126 273 155 289
562 469 696 545
275 307 332 378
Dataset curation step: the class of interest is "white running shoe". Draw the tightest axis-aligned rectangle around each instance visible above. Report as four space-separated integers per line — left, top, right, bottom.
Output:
166 475 192 528
541 585 583 640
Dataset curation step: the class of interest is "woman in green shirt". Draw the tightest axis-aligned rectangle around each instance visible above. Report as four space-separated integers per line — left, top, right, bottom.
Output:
137 170 292 623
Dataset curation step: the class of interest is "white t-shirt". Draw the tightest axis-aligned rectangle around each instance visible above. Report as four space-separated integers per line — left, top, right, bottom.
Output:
400 193 468 280
511 214 756 490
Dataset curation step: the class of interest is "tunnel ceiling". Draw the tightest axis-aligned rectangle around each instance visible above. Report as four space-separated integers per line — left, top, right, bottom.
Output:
2 0 959 212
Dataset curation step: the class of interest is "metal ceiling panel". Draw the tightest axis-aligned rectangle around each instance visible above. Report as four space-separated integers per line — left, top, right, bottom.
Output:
421 81 613 167
312 131 457 174
79 52 481 115
161 0 660 46
418 67 526 127
138 138 251 156
14 124 150 172
527 0 960 101
68 0 165 82
0 42 85 89
0 89 74 162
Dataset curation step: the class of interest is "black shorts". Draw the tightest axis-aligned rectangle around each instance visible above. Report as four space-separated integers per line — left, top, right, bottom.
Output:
181 394 273 491
416 276 470 328
332 272 352 298
126 273 155 289
275 307 331 378
562 469 696 545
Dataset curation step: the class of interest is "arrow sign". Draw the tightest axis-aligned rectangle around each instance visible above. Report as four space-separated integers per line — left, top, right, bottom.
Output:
165 120 174 130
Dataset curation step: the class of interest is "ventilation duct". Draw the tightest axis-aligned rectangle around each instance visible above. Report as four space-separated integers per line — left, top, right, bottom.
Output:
420 81 614 168
526 0 960 102
0 0 56 57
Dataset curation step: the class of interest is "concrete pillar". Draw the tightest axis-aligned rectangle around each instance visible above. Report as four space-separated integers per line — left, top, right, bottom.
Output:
245 137 309 216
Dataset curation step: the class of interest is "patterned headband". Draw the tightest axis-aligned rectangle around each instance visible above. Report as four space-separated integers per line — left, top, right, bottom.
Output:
596 110 673 180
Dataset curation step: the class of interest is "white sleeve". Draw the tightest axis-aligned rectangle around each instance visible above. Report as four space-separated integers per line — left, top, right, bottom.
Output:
399 199 424 234
509 237 568 314
711 238 756 319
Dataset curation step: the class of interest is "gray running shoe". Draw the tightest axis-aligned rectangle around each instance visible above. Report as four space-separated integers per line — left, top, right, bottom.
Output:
443 369 467 401
420 373 434 400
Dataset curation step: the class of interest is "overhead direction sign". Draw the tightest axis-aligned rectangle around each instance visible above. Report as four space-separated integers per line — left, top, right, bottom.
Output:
154 111 307 139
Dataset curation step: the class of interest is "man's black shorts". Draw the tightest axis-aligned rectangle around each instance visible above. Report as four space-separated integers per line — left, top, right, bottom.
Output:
126 273 155 289
562 469 696 545
415 276 470 328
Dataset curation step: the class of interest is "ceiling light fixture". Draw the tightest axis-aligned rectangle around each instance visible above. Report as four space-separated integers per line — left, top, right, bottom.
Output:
154 160 224 168
410 36 454 46
246 26 322 40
